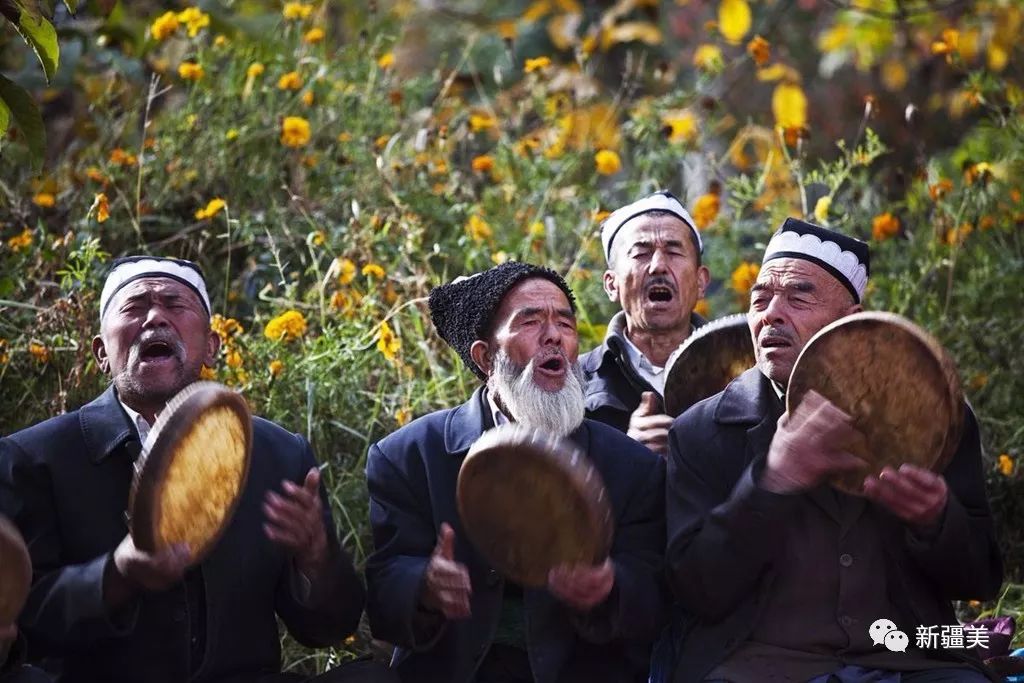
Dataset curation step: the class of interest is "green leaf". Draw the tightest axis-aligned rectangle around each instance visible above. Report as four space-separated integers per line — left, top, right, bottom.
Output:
0 73 46 168
11 3 59 82
62 0 76 13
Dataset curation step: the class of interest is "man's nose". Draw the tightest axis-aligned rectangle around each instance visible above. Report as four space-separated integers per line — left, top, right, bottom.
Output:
541 317 562 347
648 248 669 273
757 294 787 327
141 304 170 328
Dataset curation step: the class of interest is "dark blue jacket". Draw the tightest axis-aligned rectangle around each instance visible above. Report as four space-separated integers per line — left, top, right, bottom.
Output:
665 368 1003 682
0 386 364 683
365 387 666 683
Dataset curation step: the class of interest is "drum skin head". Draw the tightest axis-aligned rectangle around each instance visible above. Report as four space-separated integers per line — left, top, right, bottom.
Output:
787 312 964 495
457 424 614 587
0 515 30 624
128 381 253 565
664 314 756 417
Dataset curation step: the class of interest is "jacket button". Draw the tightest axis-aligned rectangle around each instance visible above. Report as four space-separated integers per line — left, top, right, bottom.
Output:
839 553 854 568
840 615 854 627
486 569 501 587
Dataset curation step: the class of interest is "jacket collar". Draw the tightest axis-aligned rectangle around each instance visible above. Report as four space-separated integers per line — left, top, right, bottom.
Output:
444 386 492 454
80 385 139 463
589 310 708 374
714 366 784 425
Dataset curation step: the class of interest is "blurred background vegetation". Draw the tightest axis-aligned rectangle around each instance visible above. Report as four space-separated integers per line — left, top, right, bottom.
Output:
1 0 1022 671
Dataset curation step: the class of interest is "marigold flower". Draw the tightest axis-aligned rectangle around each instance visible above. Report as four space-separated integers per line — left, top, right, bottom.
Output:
524 56 551 73
471 155 495 173
871 212 900 241
469 113 498 132
280 116 311 147
32 193 56 208
269 359 284 377
594 149 621 175
377 321 401 362
692 193 720 229
395 407 411 427
302 91 315 106
283 2 313 20
195 198 226 220
93 193 110 223
998 454 1013 477
747 35 770 66
277 71 303 90
7 228 32 252
199 365 216 380
377 52 395 69
0 340 8 366
593 210 611 223
362 263 386 279
85 167 107 183
264 310 308 342
335 257 357 285
694 298 711 318
929 178 953 201
29 342 50 364
176 7 210 37
214 34 229 47
663 112 697 143
109 148 138 166
813 196 831 223
466 215 493 243
304 27 325 44
211 314 244 341
329 290 350 311
693 44 723 71
178 61 204 81
944 222 973 246
225 348 243 368
151 11 179 41
247 62 265 79
731 261 760 295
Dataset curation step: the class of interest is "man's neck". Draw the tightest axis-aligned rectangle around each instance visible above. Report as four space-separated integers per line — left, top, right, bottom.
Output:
624 319 692 367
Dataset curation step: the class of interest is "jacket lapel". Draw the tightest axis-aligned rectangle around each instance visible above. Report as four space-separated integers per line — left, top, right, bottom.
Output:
80 385 140 463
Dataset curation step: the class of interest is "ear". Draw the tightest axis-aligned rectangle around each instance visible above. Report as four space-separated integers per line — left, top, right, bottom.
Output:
602 269 619 303
92 334 110 374
469 340 493 377
204 329 221 368
846 301 864 316
696 265 711 299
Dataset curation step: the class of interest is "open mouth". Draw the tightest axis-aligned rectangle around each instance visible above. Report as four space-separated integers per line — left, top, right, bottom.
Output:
536 355 566 378
646 285 674 303
759 335 790 349
139 340 177 362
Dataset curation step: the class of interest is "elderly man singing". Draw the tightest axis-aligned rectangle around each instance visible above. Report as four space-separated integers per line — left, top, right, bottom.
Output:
365 261 665 683
665 220 1002 682
581 191 710 455
0 256 392 683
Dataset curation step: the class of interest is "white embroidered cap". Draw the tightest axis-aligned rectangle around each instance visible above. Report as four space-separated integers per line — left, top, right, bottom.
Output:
762 218 870 302
99 256 211 319
600 191 703 263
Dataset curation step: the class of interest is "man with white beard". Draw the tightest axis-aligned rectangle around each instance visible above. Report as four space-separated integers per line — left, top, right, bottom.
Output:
364 261 666 683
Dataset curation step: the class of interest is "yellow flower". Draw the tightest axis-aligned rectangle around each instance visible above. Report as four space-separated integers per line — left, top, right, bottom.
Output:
277 71 303 90
395 407 412 427
719 0 752 44
593 210 611 223
280 116 311 147
998 454 1013 477
199 365 216 380
225 128 239 141
110 148 138 166
731 261 760 295
211 314 244 342
772 82 808 130
691 193 720 229
225 348 243 368
85 166 107 183
195 198 226 220
466 215 493 243
524 56 551 73
0 340 8 366
302 91 315 106
469 113 498 132
335 257 356 285
694 298 710 318
178 61 204 81
663 112 697 143
813 196 831 223
929 178 954 201
594 149 621 175
7 228 32 252
283 2 313 20
871 212 900 241
28 342 49 364
377 321 401 362
362 263 386 279
151 11 180 41
693 44 723 71
93 193 110 223
247 62 265 79
747 35 770 66
471 155 495 173
377 52 395 69
269 359 284 377
329 290 351 311
944 222 973 246
214 34 229 47
304 27 325 44
264 310 308 342
176 7 210 37
309 230 326 246
32 192 56 208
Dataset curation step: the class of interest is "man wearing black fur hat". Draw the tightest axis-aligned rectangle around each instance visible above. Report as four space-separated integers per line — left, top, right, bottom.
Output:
365 261 666 683
665 220 1002 681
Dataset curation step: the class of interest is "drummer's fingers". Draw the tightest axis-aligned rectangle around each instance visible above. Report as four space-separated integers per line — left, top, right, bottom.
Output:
302 467 321 495
896 463 947 493
281 479 321 512
434 523 457 560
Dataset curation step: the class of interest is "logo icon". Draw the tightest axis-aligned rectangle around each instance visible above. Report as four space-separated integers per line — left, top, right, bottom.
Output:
884 630 909 653
869 618 897 646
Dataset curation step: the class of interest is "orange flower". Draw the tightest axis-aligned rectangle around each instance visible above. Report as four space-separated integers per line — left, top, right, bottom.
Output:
694 298 710 318
731 261 760 295
277 71 303 91
929 178 953 201
746 35 770 66
32 193 56 208
871 212 900 241
269 359 284 377
110 148 138 166
594 149 621 175
304 27 325 44
691 193 720 229
178 61 204 81
471 155 495 173
998 454 1013 477
28 342 50 364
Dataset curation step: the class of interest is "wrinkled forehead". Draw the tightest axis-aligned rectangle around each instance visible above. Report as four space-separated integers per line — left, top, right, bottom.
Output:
616 214 695 252
755 257 843 291
104 277 207 316
492 278 574 326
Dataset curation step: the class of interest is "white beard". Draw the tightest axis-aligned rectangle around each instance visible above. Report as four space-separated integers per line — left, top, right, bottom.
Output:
487 349 586 439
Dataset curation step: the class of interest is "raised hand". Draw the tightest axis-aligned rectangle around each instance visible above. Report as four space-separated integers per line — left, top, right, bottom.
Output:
105 534 190 608
863 464 948 531
263 466 329 575
548 558 615 611
420 523 472 619
759 389 869 494
627 391 674 456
